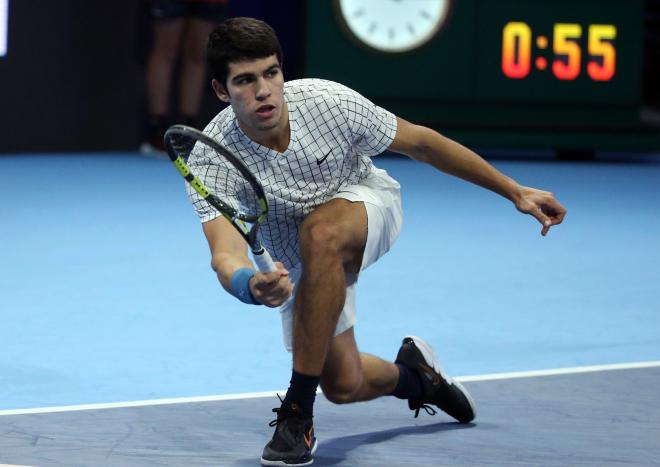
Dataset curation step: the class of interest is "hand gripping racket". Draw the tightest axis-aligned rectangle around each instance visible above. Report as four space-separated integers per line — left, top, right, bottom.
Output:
163 125 277 273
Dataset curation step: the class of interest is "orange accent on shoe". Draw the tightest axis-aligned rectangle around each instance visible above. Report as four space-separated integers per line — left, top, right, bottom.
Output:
303 428 314 449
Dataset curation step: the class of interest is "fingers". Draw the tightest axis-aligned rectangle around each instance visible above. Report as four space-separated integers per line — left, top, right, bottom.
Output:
518 188 567 236
541 222 550 237
250 262 293 307
522 203 550 236
532 206 551 226
255 270 288 287
253 263 289 288
256 280 293 307
539 198 567 235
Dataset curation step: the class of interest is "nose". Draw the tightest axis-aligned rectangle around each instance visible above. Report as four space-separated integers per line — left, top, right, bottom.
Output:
255 77 271 101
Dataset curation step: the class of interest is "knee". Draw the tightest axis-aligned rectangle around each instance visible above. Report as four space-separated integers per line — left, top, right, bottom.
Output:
298 215 341 260
321 375 363 405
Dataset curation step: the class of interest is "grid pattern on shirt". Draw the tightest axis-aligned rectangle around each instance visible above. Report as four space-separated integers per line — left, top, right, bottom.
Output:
187 79 398 269
189 139 261 217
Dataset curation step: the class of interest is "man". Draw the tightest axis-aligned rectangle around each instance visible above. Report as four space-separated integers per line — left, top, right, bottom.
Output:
187 17 566 466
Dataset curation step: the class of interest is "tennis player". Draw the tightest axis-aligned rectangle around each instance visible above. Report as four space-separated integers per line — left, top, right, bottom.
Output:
187 17 566 466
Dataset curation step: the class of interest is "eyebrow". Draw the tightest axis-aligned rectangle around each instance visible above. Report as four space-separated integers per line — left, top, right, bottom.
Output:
231 64 281 84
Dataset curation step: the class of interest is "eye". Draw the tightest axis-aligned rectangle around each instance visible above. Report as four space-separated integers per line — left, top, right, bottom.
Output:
235 76 254 85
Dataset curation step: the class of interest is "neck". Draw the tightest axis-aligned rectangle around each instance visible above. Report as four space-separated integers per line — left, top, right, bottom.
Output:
240 102 290 153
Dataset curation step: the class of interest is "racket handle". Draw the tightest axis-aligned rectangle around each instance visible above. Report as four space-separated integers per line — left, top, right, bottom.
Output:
253 247 277 273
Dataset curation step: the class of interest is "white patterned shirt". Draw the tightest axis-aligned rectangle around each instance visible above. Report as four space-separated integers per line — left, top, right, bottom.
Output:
187 78 398 269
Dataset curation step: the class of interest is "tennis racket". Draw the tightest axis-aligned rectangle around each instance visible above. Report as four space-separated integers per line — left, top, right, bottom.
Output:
163 124 276 273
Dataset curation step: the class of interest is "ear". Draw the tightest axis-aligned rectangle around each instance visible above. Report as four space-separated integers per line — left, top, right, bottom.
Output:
212 79 230 103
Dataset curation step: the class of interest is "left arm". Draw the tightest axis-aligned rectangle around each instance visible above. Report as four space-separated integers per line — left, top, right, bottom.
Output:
389 117 567 235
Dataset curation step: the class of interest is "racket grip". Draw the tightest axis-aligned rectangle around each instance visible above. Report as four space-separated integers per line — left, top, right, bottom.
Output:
253 247 277 273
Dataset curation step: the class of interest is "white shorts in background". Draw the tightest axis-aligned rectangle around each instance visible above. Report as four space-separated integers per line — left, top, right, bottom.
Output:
279 167 403 351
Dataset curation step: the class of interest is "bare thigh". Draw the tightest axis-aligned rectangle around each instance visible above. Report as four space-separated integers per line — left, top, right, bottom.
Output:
298 198 368 273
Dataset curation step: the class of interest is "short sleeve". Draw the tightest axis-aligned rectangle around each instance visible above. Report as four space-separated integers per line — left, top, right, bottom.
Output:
186 141 223 224
336 84 398 156
185 133 246 224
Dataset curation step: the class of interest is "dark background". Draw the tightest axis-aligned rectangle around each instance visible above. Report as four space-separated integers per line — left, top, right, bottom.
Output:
0 0 305 153
0 0 658 153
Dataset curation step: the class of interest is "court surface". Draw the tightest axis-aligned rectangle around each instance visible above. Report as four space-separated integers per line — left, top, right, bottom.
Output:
2 151 660 466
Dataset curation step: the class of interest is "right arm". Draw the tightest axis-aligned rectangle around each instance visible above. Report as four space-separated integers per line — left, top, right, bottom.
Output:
202 216 293 307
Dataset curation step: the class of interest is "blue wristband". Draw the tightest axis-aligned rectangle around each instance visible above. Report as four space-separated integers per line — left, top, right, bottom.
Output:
230 268 260 305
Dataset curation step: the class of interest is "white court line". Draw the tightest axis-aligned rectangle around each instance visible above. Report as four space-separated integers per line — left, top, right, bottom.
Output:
457 360 660 382
1 360 659 417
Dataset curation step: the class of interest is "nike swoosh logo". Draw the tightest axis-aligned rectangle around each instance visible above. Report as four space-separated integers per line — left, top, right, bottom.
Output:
316 150 331 165
419 362 441 386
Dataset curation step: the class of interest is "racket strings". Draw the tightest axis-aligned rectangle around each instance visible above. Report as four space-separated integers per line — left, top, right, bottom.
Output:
194 141 263 220
168 133 197 163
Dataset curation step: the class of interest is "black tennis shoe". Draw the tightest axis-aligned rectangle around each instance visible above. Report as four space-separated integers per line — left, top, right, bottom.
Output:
395 335 477 423
261 398 317 466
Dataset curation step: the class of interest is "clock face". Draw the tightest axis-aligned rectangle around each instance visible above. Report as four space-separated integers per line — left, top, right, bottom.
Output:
335 0 452 53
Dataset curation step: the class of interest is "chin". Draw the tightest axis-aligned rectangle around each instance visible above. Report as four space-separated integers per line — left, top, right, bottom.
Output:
257 116 282 131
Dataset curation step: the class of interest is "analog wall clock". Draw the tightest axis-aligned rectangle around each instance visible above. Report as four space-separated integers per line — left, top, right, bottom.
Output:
334 0 452 53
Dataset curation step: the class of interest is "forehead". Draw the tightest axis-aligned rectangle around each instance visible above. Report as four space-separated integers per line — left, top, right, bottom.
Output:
227 54 280 78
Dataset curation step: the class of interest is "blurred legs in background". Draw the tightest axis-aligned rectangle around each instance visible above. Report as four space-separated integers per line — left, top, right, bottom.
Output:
142 0 228 153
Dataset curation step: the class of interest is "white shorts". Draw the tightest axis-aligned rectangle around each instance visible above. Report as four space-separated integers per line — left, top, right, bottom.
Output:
279 167 403 351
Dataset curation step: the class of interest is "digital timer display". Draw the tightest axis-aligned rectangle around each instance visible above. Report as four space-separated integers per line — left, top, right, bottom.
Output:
0 0 7 57
502 22 617 81
474 0 643 104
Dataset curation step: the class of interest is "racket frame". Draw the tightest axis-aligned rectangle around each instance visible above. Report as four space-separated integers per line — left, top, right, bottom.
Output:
163 125 276 273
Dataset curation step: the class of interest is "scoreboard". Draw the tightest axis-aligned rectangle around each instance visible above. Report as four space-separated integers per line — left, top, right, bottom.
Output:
305 0 656 151
475 0 640 104
0 0 7 57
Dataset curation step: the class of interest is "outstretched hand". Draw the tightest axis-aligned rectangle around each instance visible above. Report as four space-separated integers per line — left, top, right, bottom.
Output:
249 262 293 307
515 186 567 236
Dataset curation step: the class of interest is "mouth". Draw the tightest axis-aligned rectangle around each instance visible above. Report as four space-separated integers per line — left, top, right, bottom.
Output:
255 104 276 118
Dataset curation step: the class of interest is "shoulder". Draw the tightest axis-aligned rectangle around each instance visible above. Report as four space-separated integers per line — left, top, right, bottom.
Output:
284 78 368 107
190 106 242 164
202 105 241 144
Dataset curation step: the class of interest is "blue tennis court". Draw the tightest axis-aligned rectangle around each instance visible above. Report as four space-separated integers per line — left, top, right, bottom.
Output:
1 152 659 466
